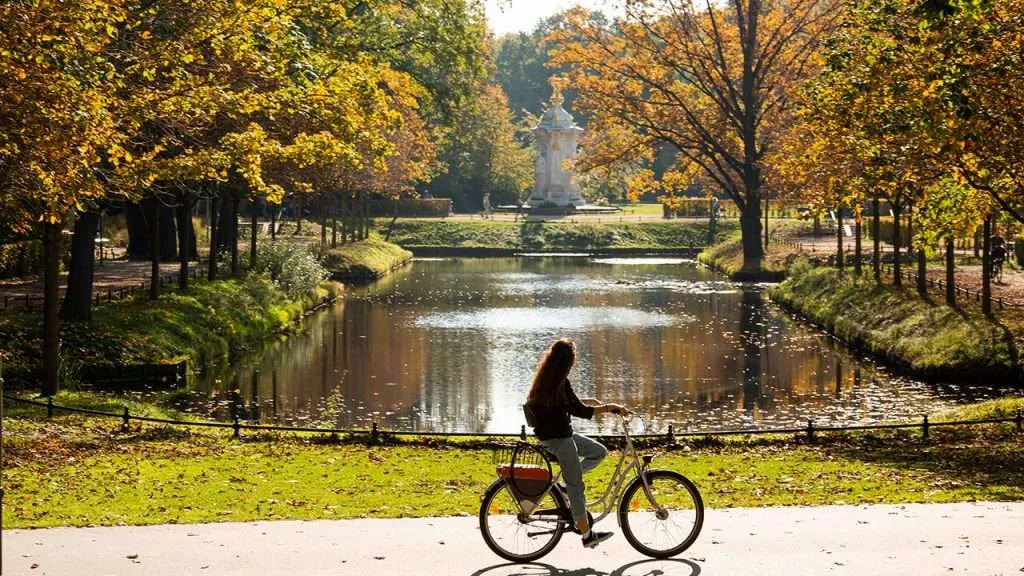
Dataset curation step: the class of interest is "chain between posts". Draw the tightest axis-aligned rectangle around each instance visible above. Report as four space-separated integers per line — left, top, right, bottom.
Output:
12 396 1024 442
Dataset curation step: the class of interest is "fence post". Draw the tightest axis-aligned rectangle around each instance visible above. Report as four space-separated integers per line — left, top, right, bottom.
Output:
806 419 815 442
667 424 675 444
1016 410 1022 432
232 415 241 438
520 424 526 441
122 407 130 432
922 415 929 440
47 396 54 418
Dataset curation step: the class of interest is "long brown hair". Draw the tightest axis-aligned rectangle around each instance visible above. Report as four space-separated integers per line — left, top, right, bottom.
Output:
527 338 576 406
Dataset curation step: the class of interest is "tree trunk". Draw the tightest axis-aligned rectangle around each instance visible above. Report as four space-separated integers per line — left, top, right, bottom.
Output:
231 194 240 276
907 204 914 259
763 192 769 250
973 228 980 258
208 195 219 281
320 196 327 247
362 195 369 240
176 198 193 290
872 198 881 281
945 237 955 307
294 197 303 235
250 197 258 271
150 200 161 300
385 197 399 242
916 240 927 296
331 197 338 249
982 216 992 314
854 216 862 276
892 200 902 287
836 207 844 275
270 203 277 241
125 202 148 260
130 199 178 262
42 222 61 396
739 199 764 273
62 211 99 321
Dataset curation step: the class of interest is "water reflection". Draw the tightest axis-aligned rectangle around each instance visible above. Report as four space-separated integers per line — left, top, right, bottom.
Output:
191 257 1005 433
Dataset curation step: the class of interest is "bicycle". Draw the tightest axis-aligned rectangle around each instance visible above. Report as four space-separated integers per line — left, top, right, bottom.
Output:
479 414 704 562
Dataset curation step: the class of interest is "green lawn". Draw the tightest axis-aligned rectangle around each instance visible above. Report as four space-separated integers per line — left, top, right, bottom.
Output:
376 219 731 251
4 396 1022 528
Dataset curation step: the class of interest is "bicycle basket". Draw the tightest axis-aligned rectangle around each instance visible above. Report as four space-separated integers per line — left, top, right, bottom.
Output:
493 442 553 512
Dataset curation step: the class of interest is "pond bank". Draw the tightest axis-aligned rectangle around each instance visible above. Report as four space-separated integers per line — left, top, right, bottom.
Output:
380 219 734 252
696 232 788 281
324 238 412 284
0 277 342 388
770 263 1022 385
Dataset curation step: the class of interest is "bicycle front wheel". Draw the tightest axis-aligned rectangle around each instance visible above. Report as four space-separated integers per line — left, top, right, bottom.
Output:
618 469 704 558
479 478 567 562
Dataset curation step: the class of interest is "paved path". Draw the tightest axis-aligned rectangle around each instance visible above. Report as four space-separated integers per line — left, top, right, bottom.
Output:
5 502 1023 575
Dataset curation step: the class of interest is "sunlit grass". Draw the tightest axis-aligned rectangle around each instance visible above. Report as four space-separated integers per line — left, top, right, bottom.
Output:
376 219 734 251
3 408 1022 528
770 264 1019 381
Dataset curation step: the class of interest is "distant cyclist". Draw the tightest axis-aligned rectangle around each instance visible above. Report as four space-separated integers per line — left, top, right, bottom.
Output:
524 338 629 549
991 235 1007 284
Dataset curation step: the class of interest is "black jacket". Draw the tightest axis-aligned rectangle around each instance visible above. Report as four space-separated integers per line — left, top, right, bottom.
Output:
524 379 595 440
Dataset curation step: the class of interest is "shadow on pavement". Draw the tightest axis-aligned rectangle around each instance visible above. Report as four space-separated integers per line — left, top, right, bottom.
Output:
469 558 701 576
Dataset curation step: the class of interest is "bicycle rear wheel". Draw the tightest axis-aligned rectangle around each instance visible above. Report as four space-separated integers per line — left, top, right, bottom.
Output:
479 478 567 562
618 469 704 558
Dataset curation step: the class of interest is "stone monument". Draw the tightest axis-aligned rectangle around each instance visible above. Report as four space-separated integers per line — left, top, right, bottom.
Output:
528 77 585 208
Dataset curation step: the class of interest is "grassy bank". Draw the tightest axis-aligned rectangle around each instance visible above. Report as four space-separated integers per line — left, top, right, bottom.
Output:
0 277 342 387
3 395 1022 528
323 238 412 283
697 229 792 281
378 220 734 252
770 263 1021 382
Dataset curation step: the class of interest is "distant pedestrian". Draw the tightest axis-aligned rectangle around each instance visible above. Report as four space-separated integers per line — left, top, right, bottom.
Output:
991 235 1007 284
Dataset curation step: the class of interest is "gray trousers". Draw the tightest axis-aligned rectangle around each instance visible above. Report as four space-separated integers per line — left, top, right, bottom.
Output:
540 434 608 523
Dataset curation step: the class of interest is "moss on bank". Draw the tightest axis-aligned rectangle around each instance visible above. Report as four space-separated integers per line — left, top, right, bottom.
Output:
770 264 1020 383
378 219 734 252
323 238 412 283
0 277 342 387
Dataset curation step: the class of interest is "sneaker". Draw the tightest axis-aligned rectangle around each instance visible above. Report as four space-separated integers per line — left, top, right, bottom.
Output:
582 531 613 549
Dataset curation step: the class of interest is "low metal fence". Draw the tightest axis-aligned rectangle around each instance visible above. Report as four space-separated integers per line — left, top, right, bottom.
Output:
5 394 1021 444
1 267 206 314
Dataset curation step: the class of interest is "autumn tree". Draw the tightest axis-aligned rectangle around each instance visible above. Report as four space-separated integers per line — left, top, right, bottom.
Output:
552 0 841 273
432 83 533 211
0 0 125 395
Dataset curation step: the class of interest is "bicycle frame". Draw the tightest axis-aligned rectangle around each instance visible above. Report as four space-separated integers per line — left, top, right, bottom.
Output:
520 415 661 527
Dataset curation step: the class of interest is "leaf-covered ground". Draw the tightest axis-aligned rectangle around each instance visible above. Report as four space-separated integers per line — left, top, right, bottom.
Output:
4 398 1023 529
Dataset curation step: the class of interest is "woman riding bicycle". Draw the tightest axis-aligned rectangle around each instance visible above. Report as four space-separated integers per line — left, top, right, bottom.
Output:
524 337 629 549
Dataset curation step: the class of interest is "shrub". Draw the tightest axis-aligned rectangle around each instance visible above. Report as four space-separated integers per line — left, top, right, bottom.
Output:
251 242 328 296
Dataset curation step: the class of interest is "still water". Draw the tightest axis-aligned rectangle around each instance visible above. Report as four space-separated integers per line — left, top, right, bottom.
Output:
193 257 1001 434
